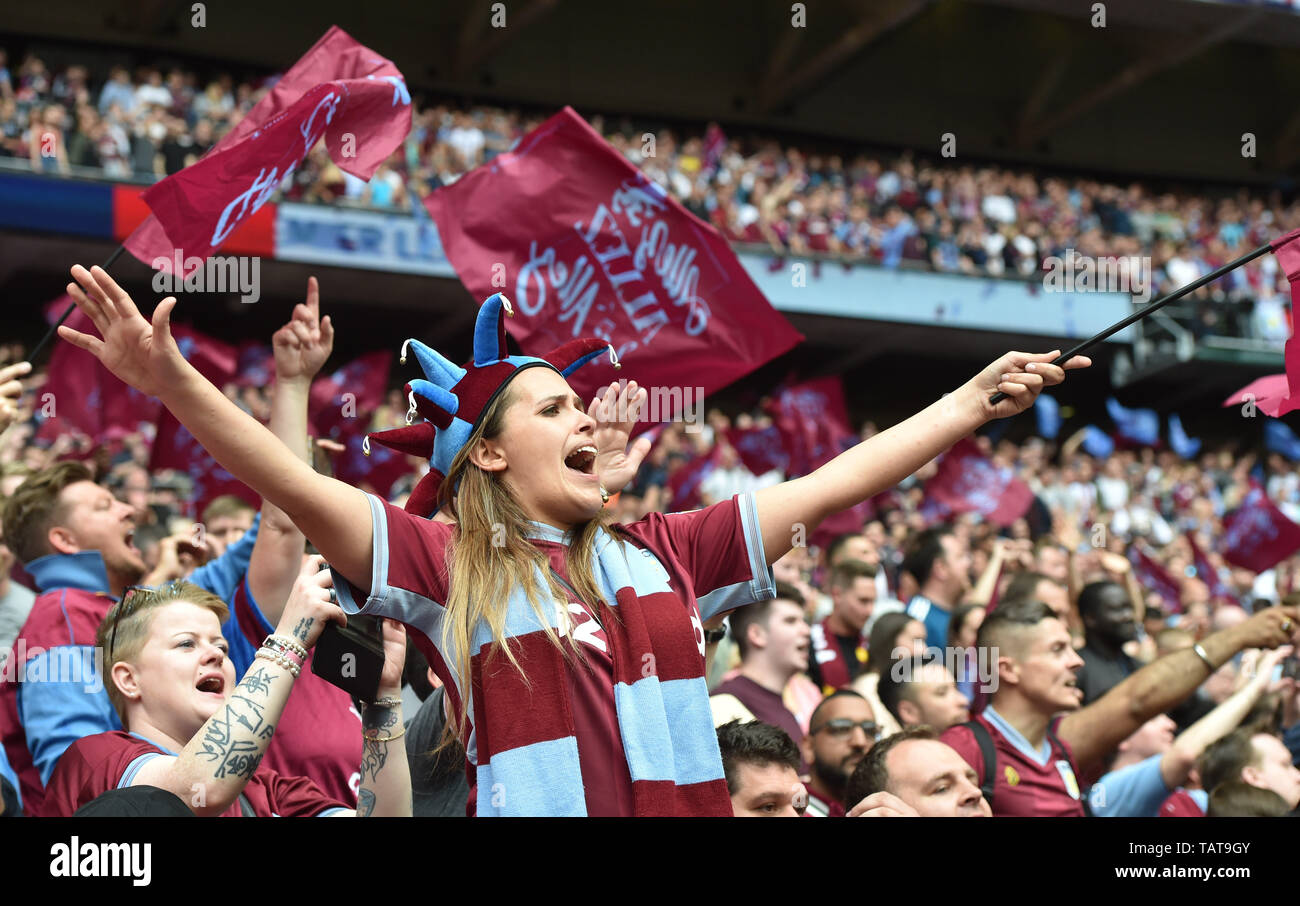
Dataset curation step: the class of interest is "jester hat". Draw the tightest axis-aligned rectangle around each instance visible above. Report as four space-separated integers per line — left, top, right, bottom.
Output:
364 293 618 517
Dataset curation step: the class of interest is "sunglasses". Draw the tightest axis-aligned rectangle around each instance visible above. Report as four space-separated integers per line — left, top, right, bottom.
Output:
107 582 183 660
811 718 881 740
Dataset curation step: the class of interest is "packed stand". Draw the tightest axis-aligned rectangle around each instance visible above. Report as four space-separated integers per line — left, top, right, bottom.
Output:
1 47 1296 343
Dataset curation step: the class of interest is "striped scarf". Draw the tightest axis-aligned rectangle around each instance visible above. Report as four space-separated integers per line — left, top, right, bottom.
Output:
445 524 732 817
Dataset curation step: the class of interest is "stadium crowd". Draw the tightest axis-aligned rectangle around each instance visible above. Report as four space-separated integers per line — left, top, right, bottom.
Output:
0 47 1296 343
0 274 1299 817
2 44 1300 819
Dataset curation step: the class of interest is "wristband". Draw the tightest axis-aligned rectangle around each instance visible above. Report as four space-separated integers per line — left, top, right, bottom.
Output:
363 724 406 743
265 634 308 659
256 646 301 678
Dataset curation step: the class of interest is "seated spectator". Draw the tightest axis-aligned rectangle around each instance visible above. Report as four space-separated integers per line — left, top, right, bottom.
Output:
716 719 806 817
1088 646 1288 816
808 559 877 692
941 599 1296 816
876 654 971 733
1206 780 1291 817
1075 580 1141 704
710 581 815 756
42 570 411 816
799 690 878 816
844 726 990 817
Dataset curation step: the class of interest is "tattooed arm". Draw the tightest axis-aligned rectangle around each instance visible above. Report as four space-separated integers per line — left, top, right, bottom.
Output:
131 558 345 816
336 619 412 817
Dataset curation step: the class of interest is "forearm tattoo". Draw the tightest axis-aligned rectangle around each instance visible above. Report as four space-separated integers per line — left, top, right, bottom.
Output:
357 789 376 817
291 617 312 642
195 667 279 779
359 706 399 784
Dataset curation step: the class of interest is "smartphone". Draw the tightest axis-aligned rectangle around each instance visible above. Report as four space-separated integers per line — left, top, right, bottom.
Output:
311 615 385 702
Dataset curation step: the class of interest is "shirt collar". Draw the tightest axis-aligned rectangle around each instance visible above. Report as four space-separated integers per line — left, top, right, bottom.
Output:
129 731 178 756
982 705 1051 766
523 521 574 545
24 550 113 596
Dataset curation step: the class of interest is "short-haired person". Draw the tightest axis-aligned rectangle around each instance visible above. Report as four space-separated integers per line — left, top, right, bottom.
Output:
850 612 927 738
808 560 878 692
1214 730 1300 809
844 726 991 817
1087 646 1290 817
1001 570 1069 621
716 719 806 817
903 525 972 650
711 581 814 751
42 568 412 816
1075 580 1140 705
198 494 256 561
877 655 970 733
800 689 878 816
1206 780 1291 817
939 598 1298 816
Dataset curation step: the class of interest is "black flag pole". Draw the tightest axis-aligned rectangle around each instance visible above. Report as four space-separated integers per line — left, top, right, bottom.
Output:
989 241 1274 405
29 243 127 363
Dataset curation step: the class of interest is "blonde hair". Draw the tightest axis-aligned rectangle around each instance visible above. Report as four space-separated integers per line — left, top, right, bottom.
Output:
96 581 230 726
437 376 614 748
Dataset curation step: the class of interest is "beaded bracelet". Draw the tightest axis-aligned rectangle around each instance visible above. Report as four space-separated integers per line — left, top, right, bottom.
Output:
255 646 301 678
264 634 308 659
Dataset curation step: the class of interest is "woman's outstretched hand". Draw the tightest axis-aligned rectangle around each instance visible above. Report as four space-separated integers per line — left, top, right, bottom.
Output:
58 264 187 399
590 379 651 496
966 349 1091 420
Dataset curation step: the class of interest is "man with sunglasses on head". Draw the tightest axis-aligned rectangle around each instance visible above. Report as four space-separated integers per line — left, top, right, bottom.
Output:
800 689 879 816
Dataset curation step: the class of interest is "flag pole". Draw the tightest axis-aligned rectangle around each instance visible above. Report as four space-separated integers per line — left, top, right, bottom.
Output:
29 243 126 362
990 241 1273 405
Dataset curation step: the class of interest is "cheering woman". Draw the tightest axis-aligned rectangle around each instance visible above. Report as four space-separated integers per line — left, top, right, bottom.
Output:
59 263 1087 815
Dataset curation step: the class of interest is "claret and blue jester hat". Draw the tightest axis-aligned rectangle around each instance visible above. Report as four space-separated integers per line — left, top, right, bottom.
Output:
363 292 618 518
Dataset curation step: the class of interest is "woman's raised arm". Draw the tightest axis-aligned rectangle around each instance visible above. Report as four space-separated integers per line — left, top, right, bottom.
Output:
755 350 1090 565
59 264 376 591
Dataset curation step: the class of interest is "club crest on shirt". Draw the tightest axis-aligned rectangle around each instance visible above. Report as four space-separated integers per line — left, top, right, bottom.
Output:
1056 760 1081 799
1004 765 1020 787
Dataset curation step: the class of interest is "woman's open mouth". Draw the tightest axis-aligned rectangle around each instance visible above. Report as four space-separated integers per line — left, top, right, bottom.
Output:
564 444 598 480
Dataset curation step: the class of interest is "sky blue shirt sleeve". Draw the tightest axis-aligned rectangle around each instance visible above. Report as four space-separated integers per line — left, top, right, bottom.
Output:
0 743 21 812
186 512 261 604
16 646 122 785
1087 753 1170 817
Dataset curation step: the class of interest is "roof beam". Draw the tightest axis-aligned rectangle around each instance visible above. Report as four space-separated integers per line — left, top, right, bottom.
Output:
757 0 932 114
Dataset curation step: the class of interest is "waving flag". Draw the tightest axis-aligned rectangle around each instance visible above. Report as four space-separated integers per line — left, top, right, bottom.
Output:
423 106 802 406
725 424 789 477
35 296 161 443
922 437 1034 527
666 446 722 512
309 350 392 442
1035 392 1061 440
1167 414 1201 459
1223 336 1300 418
767 377 857 478
148 326 255 516
1081 425 1115 459
1106 397 1159 446
1265 419 1300 460
125 26 411 275
1221 482 1300 573
1186 531 1237 606
1127 543 1184 613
